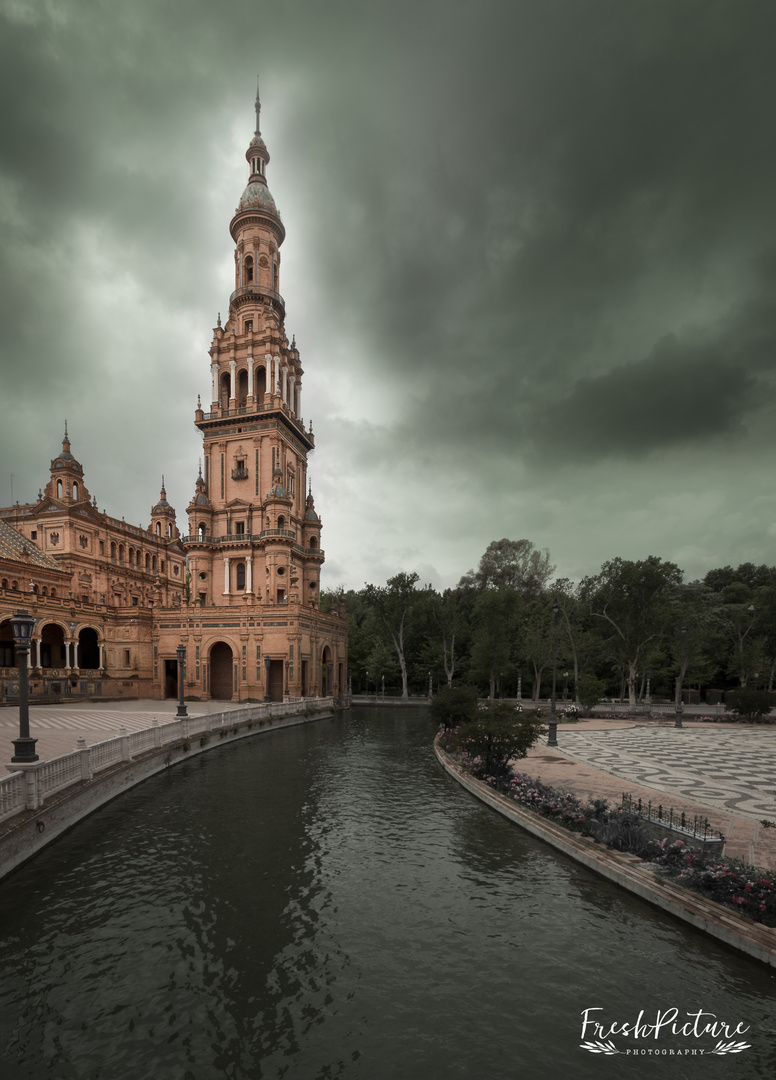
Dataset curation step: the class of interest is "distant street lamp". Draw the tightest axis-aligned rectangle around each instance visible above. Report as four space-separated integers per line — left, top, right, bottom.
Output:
10 610 38 762
548 600 559 747
381 674 385 701
645 670 652 706
176 644 188 718
675 627 686 729
562 670 569 702
428 670 433 699
365 669 369 695
516 667 522 703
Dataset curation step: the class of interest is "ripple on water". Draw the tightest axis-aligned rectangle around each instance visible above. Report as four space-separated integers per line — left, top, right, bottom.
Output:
0 709 774 1080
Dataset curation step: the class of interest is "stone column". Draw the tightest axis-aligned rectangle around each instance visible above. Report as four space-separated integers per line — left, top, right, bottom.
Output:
289 375 296 414
229 359 237 404
282 366 288 404
246 556 252 594
223 557 231 595
247 356 254 399
211 362 218 406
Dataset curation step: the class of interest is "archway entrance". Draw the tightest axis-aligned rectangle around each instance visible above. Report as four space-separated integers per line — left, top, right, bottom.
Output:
79 628 100 670
321 646 332 696
40 623 66 671
210 642 234 700
0 620 14 668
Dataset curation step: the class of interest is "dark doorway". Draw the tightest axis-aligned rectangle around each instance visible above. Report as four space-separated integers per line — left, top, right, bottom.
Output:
79 628 100 670
301 659 309 697
164 659 177 699
267 659 284 701
210 642 234 700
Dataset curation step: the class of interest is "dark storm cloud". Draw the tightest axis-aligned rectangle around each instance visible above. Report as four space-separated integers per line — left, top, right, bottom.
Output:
2 0 776 585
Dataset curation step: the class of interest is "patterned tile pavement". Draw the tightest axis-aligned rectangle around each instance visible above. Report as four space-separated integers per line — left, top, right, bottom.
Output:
523 718 776 869
0 698 249 772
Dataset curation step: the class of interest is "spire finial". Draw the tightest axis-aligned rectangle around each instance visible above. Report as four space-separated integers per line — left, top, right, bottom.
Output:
255 76 261 136
161 475 166 496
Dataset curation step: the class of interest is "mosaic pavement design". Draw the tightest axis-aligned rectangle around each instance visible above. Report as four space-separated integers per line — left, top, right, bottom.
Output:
556 726 776 819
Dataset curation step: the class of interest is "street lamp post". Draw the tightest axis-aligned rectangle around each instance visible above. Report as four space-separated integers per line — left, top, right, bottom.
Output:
645 670 652 706
381 674 385 701
516 668 522 703
675 627 686 729
548 599 559 747
428 670 433 700
365 669 369 696
562 670 568 702
176 644 188 718
10 610 38 762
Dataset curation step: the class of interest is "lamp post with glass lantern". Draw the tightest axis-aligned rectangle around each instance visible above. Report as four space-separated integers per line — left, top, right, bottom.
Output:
176 644 188 718
10 610 38 762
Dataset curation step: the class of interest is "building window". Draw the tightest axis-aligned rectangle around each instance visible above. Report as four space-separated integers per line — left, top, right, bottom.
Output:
31 531 37 540
124 650 131 665
245 320 253 332
132 596 139 607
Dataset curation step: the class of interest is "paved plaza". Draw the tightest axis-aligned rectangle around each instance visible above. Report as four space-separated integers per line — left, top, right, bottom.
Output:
556 723 776 819
0 698 249 773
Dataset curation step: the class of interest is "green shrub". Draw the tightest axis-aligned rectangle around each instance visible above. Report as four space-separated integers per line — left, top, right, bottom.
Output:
725 687 773 722
429 684 479 728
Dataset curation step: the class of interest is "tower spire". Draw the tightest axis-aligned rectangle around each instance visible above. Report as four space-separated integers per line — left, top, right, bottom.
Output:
255 77 261 136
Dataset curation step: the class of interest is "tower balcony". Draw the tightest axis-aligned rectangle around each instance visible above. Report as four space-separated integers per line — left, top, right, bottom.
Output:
229 284 285 320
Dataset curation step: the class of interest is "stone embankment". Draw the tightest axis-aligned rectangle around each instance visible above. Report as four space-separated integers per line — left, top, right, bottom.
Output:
0 699 335 881
435 740 776 970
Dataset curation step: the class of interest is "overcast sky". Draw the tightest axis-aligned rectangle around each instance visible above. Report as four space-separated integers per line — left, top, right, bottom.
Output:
2 0 776 593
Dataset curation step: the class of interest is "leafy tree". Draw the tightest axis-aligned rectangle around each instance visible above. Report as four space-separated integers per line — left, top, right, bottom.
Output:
580 556 682 705
431 588 470 687
429 684 479 728
362 572 434 698
470 588 520 698
458 538 554 595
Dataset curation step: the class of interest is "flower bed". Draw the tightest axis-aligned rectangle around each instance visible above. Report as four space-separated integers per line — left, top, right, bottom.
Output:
436 727 776 926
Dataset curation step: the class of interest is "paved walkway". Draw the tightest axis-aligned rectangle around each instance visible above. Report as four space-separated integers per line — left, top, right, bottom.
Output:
524 717 776 870
0 698 248 772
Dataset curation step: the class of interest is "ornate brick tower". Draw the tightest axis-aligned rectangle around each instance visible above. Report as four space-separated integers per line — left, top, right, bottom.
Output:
155 92 347 703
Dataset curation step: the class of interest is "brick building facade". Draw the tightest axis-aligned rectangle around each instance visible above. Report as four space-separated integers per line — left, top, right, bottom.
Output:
0 94 348 704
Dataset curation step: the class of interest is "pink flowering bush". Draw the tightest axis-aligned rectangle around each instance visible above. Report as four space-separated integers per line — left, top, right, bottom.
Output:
436 730 776 925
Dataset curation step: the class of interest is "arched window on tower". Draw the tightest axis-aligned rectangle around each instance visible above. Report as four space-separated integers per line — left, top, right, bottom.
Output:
236 562 246 591
237 368 248 407
56 480 63 498
273 260 278 291
198 522 206 540
255 364 266 400
244 255 254 284
72 481 79 500
220 372 231 409
167 523 173 538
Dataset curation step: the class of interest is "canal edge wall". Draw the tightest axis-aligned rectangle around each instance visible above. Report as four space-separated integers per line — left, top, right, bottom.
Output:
434 742 776 970
0 704 335 882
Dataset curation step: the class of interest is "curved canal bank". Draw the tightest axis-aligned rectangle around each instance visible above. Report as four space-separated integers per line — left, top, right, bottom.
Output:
0 699 334 881
435 740 776 969
1 707 775 1079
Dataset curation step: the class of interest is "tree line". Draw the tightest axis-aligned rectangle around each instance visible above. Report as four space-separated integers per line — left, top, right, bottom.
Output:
323 539 776 704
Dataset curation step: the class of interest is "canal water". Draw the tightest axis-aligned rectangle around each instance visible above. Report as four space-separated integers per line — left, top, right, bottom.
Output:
0 707 774 1079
